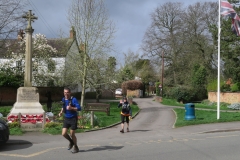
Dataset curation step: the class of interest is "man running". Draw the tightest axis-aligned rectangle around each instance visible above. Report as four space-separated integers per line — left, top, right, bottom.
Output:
59 87 81 153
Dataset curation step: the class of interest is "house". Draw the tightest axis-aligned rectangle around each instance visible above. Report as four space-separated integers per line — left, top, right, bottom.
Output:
0 27 85 92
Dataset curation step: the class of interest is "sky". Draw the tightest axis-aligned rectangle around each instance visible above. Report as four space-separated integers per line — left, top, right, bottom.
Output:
24 0 216 63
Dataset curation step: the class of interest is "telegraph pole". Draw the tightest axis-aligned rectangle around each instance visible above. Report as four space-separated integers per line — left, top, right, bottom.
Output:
161 51 164 97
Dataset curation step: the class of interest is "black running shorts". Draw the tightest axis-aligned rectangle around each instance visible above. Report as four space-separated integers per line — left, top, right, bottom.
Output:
63 117 78 130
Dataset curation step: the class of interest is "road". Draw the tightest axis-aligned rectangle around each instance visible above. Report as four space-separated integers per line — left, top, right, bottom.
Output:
1 97 240 160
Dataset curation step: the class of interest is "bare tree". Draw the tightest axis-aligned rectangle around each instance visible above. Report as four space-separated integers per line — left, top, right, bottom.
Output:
86 56 116 102
142 2 185 85
67 0 116 105
123 49 140 73
181 2 218 65
176 2 218 84
141 2 218 86
0 0 25 41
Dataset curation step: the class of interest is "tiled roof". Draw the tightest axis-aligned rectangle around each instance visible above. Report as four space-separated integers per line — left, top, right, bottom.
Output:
0 38 74 58
47 38 74 57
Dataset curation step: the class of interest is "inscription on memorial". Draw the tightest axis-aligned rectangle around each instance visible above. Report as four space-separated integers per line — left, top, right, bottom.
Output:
18 88 38 102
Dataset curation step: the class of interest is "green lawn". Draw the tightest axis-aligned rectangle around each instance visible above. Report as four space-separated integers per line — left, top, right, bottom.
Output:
0 101 140 135
162 98 230 110
161 98 240 127
45 101 139 134
93 102 139 127
174 108 240 127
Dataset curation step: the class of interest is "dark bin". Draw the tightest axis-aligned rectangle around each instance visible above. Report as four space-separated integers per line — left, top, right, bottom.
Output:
185 103 196 120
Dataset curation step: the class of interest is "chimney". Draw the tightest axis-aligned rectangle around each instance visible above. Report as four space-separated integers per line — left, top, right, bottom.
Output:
80 43 85 52
17 29 25 41
70 26 76 39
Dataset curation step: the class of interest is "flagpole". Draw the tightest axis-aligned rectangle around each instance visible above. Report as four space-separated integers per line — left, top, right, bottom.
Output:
217 0 221 119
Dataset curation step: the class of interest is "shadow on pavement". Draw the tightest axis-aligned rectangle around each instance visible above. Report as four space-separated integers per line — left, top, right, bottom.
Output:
0 139 32 151
129 130 151 132
80 145 123 152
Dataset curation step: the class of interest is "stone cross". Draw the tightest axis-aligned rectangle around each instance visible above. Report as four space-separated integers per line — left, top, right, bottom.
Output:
22 10 37 30
22 10 38 87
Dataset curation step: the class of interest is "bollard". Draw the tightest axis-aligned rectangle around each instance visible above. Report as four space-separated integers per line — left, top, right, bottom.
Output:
42 112 46 129
91 111 94 128
18 113 21 125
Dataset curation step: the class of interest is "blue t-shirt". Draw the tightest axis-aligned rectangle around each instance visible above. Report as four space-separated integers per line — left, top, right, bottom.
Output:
62 97 81 118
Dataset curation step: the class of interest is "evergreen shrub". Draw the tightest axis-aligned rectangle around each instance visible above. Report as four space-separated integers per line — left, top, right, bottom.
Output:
165 86 194 103
221 84 231 92
155 82 161 96
230 83 239 92
207 79 225 92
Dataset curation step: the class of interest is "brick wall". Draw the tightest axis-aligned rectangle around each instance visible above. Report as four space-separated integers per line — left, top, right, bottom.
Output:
101 89 115 99
127 89 142 98
38 87 64 103
208 92 240 104
0 87 64 105
0 87 17 105
0 87 117 105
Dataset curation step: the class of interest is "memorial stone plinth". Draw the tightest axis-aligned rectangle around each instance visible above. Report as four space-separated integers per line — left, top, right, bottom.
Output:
10 87 44 115
7 11 48 131
7 87 46 131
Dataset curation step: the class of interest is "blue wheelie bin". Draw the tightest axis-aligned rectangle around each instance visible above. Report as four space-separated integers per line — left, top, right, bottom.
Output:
185 103 196 120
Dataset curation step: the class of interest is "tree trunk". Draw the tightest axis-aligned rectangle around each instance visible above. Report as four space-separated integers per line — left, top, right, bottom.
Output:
80 49 87 107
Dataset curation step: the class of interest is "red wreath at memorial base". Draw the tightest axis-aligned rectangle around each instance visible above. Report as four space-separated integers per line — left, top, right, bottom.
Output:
7 114 51 124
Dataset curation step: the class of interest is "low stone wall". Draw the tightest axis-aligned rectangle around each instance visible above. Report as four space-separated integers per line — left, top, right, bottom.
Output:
208 92 240 104
154 96 162 102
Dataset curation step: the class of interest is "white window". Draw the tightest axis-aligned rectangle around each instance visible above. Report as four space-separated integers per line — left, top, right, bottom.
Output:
16 60 22 72
48 60 56 72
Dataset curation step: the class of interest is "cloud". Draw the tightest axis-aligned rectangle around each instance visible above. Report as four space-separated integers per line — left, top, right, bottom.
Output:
24 0 216 62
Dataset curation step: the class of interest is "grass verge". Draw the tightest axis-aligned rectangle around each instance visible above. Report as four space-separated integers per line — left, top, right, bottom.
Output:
161 98 240 127
8 121 24 135
174 108 240 127
43 101 139 135
162 98 230 110
0 101 139 135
